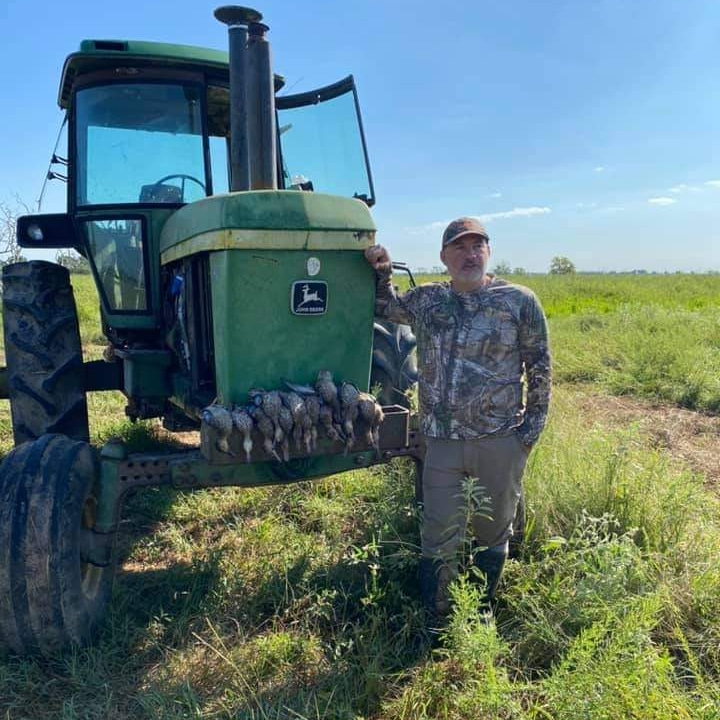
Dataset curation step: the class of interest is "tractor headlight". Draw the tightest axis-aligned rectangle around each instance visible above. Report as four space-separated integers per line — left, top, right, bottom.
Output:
27 224 44 242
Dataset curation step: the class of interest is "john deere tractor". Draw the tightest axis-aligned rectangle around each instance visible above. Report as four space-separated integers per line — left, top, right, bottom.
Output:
0 6 421 656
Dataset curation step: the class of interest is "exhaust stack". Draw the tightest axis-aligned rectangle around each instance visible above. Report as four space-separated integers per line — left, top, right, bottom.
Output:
214 6 277 191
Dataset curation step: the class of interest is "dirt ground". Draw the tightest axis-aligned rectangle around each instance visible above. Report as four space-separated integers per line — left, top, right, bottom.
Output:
574 389 720 486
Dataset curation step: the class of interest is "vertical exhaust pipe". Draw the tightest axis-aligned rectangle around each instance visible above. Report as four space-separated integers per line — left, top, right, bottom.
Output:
214 5 277 192
247 21 277 190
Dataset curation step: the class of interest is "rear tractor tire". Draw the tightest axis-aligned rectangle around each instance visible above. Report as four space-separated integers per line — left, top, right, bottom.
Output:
370 320 418 408
2 261 89 444
0 434 114 656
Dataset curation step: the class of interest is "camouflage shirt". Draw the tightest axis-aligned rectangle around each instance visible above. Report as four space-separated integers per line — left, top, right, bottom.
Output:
374 272 551 446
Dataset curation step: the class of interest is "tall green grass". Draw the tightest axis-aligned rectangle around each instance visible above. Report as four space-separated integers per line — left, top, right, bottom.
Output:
1 272 719 717
2 387 719 718
551 306 720 411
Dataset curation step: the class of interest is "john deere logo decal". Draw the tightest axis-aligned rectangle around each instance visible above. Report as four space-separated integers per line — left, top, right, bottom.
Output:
291 281 328 315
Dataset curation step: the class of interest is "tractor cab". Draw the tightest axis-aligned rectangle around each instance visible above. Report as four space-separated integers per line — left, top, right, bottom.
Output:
42 41 375 332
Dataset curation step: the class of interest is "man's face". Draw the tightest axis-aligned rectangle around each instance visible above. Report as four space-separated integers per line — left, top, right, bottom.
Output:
440 234 491 289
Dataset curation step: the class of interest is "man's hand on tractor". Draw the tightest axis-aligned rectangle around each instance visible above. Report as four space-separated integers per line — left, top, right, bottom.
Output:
365 245 393 275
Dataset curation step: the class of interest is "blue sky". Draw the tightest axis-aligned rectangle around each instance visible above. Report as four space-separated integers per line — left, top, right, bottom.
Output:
1 0 718 272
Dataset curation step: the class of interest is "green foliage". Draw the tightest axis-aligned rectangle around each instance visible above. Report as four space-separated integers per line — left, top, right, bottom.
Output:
56 249 91 274
551 305 720 411
69 272 105 347
502 513 656 672
523 388 719 554
549 255 576 274
526 273 720 318
538 594 699 719
3 388 720 717
384 578 523 719
409 272 720 318
492 259 512 275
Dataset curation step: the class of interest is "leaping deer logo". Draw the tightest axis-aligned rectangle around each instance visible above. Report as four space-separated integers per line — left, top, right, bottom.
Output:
297 284 322 307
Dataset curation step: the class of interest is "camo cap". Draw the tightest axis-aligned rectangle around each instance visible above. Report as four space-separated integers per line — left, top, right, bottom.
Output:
442 217 490 248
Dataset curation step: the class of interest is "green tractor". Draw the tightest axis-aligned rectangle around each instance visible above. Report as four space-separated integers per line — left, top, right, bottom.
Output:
0 6 421 656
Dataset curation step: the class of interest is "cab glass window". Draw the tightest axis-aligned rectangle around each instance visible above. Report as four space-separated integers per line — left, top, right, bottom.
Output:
277 84 373 204
83 219 148 311
75 83 206 206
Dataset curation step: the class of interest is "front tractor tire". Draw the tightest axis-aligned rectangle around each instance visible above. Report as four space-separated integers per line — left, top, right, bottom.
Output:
2 261 89 444
370 320 418 408
0 435 114 656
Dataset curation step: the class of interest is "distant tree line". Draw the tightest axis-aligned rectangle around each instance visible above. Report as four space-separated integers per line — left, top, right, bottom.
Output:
417 258 579 276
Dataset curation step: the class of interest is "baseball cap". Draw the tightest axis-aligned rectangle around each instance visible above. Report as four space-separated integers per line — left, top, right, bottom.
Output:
441 217 490 248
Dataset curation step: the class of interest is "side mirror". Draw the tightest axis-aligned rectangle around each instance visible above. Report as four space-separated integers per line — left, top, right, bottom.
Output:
16 214 79 249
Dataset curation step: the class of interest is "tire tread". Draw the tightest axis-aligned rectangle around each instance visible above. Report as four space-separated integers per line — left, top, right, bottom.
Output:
2 261 89 444
0 435 113 657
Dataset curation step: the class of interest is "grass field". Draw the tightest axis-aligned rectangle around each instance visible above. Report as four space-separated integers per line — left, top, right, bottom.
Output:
0 271 719 719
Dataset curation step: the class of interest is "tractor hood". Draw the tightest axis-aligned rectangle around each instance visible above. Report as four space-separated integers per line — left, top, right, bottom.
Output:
159 190 376 264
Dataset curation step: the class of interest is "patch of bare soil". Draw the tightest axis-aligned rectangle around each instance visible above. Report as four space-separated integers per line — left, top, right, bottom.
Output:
154 428 201 448
573 389 720 485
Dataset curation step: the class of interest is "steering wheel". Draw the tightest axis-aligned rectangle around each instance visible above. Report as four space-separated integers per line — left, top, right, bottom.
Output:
151 173 206 201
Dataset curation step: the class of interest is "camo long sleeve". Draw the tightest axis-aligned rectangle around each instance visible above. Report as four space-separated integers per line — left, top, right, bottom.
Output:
515 294 552 447
373 268 418 325
373 269 551 443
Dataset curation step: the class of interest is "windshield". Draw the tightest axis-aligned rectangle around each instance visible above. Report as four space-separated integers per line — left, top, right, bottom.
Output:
278 83 374 204
74 83 207 206
73 79 373 205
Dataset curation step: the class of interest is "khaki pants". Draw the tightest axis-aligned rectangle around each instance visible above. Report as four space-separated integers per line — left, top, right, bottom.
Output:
421 433 528 562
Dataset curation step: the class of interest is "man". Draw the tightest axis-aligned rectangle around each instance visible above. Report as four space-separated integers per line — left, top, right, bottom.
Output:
365 217 551 626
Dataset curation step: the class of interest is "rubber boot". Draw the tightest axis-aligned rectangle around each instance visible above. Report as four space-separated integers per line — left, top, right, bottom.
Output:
472 541 509 616
419 557 452 644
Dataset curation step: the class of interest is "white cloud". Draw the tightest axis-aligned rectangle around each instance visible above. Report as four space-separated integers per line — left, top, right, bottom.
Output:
594 166 605 172
705 180 720 188
404 222 443 235
476 206 551 222
411 206 551 235
427 220 448 231
648 197 677 206
668 184 701 193
487 192 502 198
